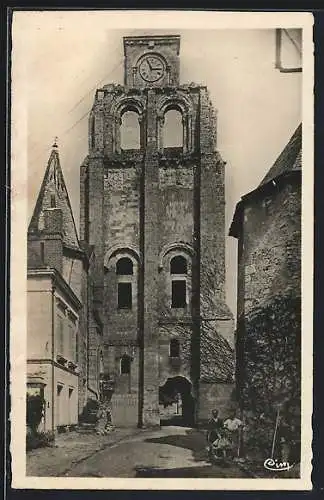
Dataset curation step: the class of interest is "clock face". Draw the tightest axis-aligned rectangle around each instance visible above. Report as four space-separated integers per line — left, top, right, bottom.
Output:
138 55 165 83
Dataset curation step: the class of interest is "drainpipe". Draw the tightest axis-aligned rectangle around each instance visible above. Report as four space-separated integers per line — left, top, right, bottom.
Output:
51 284 55 439
86 278 90 400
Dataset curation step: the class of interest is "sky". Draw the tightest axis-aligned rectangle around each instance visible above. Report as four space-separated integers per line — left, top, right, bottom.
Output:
14 12 303 317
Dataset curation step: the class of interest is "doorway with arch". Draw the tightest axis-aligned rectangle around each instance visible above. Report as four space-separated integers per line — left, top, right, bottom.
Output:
159 376 195 427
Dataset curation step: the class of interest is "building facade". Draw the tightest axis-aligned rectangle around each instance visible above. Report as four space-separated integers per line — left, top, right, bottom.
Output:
229 124 302 455
80 35 234 427
27 144 103 431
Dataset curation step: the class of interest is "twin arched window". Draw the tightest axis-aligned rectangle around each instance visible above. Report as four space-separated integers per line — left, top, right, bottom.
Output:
113 100 190 153
113 253 189 311
118 107 184 151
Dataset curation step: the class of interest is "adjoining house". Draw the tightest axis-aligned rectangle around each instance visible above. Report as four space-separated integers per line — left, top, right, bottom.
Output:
27 142 103 432
229 124 302 457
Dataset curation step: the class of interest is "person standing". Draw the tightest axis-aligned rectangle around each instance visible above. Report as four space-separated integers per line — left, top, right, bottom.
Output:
206 409 226 459
224 411 244 459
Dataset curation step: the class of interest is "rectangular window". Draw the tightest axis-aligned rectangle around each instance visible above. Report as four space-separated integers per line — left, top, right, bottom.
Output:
117 282 132 309
68 324 74 361
75 332 78 363
50 195 56 208
171 280 186 308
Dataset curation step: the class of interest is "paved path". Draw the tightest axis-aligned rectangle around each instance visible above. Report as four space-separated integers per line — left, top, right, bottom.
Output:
63 426 248 478
26 427 145 477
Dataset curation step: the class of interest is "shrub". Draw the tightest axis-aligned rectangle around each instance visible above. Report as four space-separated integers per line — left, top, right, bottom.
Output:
240 295 301 459
26 430 55 451
26 394 45 434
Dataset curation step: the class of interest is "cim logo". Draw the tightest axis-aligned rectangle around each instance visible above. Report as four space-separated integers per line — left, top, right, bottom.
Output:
264 458 295 472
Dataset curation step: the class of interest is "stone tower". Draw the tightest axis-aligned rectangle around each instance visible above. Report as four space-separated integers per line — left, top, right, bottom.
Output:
80 35 234 428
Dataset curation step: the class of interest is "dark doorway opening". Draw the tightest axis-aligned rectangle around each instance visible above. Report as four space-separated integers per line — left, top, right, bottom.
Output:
159 376 195 427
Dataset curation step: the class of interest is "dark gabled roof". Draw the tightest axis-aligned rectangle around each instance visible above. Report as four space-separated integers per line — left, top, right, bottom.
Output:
200 326 235 383
28 144 81 251
259 123 302 187
229 123 302 238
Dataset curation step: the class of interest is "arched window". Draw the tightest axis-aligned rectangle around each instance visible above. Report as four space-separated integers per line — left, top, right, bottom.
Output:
120 354 131 375
116 257 133 275
170 339 180 358
120 111 140 150
163 109 183 148
116 257 133 309
170 255 187 309
170 255 187 274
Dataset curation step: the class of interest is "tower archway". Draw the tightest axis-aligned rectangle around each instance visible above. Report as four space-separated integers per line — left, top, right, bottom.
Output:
159 376 195 427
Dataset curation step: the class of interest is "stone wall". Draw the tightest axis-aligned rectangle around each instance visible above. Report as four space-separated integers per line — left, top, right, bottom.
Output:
198 382 234 424
236 174 301 456
242 178 301 314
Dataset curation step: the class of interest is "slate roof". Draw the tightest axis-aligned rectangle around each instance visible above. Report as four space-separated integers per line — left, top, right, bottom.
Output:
259 123 302 187
28 144 81 251
200 327 235 383
229 123 302 238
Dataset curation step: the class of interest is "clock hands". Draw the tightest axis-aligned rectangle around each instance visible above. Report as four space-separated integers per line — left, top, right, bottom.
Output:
147 58 162 72
139 56 164 81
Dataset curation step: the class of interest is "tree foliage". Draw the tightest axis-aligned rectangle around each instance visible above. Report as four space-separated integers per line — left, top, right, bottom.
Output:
241 294 301 456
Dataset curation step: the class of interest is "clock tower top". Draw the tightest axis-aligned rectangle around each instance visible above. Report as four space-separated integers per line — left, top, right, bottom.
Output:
123 34 180 88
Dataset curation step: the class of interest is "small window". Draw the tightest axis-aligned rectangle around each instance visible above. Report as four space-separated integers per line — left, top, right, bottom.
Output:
50 195 56 208
170 255 187 274
118 282 132 309
57 315 64 355
116 257 133 275
120 354 131 374
170 339 180 358
171 280 186 308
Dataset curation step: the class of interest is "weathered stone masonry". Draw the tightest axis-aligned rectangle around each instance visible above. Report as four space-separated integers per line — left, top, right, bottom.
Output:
80 35 234 427
230 124 302 457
